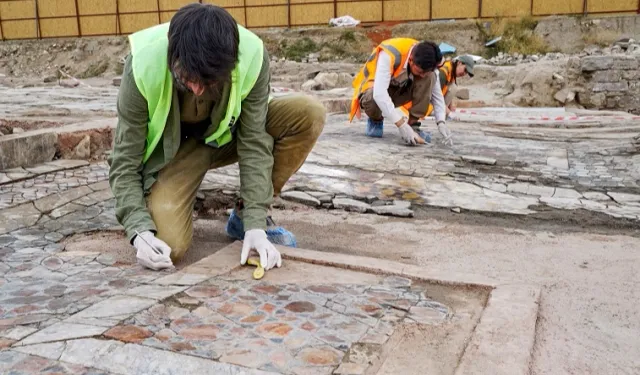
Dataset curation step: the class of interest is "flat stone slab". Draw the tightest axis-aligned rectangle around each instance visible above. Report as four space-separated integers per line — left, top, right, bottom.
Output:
19 322 107 345
280 191 321 207
60 242 530 375
59 338 277 375
0 203 41 235
0 350 110 374
461 155 497 165
0 132 57 170
333 198 371 213
454 284 540 375
70 295 157 320
607 192 640 203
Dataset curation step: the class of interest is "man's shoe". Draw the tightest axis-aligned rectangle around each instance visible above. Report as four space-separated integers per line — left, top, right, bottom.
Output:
416 130 432 143
365 118 384 138
411 122 431 143
225 210 297 248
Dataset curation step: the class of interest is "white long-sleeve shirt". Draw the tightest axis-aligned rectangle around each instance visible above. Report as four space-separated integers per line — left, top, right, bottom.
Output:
372 51 446 124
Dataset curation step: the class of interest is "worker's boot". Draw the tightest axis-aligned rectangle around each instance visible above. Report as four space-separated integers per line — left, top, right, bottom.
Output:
365 118 384 138
225 201 297 248
411 122 432 143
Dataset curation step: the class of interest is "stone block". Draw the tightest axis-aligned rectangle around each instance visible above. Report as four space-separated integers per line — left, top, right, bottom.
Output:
540 197 583 210
335 362 368 375
59 339 277 375
616 56 640 70
547 156 569 170
0 203 41 235
607 192 640 203
281 191 321 207
592 82 628 93
333 198 371 213
306 191 334 203
0 132 57 170
583 192 611 202
622 70 640 80
19 323 107 345
455 88 470 100
34 185 92 213
581 56 613 72
371 204 414 217
321 98 350 114
461 155 497 165
553 188 583 199
13 342 65 360
592 70 622 83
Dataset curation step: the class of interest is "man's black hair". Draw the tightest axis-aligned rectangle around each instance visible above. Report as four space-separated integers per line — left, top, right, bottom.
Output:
168 3 239 87
411 41 442 72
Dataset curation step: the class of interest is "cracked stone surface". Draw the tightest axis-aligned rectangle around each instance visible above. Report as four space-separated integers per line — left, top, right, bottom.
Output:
0 104 637 373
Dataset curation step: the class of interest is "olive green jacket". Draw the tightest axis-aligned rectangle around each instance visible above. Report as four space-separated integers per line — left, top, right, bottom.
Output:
108 47 273 241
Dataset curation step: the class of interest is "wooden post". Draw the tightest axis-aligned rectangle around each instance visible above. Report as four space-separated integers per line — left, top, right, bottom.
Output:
35 0 42 39
244 0 248 27
115 0 120 35
74 0 82 37
156 0 161 24
0 5 5 41
583 0 588 15
429 0 433 20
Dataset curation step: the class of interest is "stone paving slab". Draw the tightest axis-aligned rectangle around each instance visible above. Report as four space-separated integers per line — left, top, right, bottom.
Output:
0 350 115 375
0 196 539 375
454 284 541 375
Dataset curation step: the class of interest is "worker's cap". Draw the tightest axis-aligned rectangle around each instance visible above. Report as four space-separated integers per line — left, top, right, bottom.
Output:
455 55 475 77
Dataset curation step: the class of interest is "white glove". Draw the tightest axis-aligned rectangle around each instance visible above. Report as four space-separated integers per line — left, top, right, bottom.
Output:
241 229 282 271
437 122 454 147
397 123 425 146
133 231 174 271
446 112 461 122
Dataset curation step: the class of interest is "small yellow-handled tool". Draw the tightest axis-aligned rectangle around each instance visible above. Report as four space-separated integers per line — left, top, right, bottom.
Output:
246 257 265 280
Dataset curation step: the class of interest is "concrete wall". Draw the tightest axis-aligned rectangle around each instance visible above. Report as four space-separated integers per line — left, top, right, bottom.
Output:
0 0 639 40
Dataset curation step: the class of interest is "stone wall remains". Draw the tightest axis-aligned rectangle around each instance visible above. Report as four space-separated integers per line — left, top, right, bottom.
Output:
577 55 640 114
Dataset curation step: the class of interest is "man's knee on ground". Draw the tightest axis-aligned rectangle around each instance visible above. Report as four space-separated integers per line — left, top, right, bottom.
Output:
149 202 193 262
158 229 191 263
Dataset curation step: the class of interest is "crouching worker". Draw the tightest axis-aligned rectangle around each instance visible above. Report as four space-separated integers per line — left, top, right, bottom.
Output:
421 55 475 119
349 38 453 146
108 4 326 272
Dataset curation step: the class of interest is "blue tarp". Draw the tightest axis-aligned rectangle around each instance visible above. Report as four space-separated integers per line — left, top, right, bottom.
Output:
439 42 456 55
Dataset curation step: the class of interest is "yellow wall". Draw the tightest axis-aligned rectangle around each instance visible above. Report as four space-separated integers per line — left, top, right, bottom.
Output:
432 0 478 19
533 0 583 15
337 1 383 23
384 0 430 21
0 0 638 40
588 0 637 12
481 0 531 17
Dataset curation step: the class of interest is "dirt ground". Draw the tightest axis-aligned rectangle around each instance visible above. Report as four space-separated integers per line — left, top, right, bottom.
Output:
67 207 640 375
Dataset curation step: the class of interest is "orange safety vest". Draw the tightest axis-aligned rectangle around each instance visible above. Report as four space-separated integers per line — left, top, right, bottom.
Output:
349 38 418 122
401 60 455 118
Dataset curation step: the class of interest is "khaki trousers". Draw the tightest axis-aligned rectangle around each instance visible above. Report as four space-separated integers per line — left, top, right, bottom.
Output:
360 71 436 121
147 95 325 261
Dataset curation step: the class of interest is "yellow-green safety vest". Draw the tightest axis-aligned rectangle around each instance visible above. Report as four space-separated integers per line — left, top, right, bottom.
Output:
128 22 264 163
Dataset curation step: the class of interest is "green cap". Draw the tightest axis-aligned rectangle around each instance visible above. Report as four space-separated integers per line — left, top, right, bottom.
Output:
455 55 475 77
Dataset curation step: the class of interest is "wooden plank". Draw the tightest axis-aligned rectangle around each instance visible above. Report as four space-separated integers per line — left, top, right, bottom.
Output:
290 3 332 25
40 17 77 37
79 15 117 35
337 1 382 22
